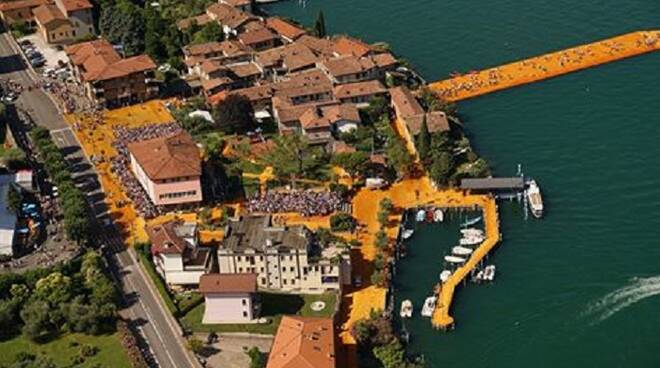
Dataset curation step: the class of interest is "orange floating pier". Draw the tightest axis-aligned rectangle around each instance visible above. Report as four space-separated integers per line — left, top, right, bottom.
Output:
429 30 660 102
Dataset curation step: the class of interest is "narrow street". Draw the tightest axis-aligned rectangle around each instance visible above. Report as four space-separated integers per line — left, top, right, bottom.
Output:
0 30 198 368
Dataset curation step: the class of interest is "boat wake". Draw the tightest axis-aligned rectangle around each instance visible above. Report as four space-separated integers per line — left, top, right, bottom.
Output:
585 276 660 324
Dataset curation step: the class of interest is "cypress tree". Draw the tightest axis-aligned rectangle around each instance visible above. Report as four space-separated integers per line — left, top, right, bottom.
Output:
416 115 431 160
314 10 326 38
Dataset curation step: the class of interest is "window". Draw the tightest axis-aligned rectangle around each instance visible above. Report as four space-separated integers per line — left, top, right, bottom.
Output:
261 277 266 284
238 267 243 272
283 279 287 285
260 267 264 272
243 311 248 317
291 279 295 285
242 299 247 306
290 267 295 272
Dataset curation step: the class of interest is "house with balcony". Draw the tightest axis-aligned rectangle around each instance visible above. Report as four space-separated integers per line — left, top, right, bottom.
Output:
65 38 158 107
127 131 203 207
217 215 351 294
199 273 259 324
147 220 212 288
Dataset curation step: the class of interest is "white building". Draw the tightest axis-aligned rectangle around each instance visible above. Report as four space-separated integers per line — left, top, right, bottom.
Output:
218 216 351 294
199 273 258 324
146 220 212 288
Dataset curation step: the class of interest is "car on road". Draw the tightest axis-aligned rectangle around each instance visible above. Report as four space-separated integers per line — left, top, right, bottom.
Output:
30 58 45 68
26 51 42 60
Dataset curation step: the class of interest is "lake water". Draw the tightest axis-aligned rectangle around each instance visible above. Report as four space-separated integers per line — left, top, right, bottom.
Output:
263 1 660 366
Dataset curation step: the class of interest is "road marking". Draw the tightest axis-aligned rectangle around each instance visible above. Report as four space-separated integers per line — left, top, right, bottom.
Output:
50 127 72 134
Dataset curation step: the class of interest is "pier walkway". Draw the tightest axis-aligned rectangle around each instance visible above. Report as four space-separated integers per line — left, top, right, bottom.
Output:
430 194 500 329
429 30 660 101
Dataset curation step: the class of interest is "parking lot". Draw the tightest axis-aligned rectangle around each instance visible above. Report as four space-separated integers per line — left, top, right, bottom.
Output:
17 34 68 70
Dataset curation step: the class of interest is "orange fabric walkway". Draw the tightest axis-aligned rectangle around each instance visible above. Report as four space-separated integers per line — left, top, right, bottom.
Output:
429 30 660 101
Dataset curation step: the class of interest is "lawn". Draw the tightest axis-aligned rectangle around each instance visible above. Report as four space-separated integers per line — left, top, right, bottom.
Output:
181 292 338 335
0 333 131 367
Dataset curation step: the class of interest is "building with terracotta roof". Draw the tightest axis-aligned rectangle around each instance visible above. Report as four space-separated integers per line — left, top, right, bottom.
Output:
0 0 49 27
206 3 254 36
332 36 374 58
254 42 320 77
218 215 351 293
219 0 252 13
147 220 212 287
31 0 93 44
296 35 335 57
317 55 378 84
266 316 336 368
333 79 387 107
299 103 361 144
390 85 450 139
127 131 203 206
183 40 252 74
238 24 279 51
265 17 306 43
199 273 259 323
66 38 158 107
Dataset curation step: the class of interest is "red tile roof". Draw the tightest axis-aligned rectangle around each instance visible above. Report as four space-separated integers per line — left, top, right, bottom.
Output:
265 17 306 41
238 26 278 47
333 80 387 99
206 3 253 29
66 39 156 81
128 131 201 180
33 4 67 26
267 316 336 368
59 0 92 12
299 103 360 129
220 0 251 8
0 0 48 11
332 36 373 57
199 273 258 294
147 220 188 255
319 55 375 78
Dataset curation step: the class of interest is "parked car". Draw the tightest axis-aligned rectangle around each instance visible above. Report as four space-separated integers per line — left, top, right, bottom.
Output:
30 58 45 68
19 39 32 47
1 92 17 103
26 51 41 59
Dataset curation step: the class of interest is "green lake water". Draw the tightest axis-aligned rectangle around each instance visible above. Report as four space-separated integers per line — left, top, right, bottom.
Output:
264 1 660 366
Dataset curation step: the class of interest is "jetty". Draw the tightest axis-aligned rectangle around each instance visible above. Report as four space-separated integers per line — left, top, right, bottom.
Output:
429 30 660 101
431 195 500 329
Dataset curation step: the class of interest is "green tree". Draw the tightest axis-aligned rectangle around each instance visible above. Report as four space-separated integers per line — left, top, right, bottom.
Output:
186 337 204 354
3 148 28 170
330 151 369 177
34 272 73 306
416 116 431 160
20 300 56 342
330 213 356 232
264 133 328 185
429 151 453 186
212 94 255 134
144 5 168 62
244 346 266 368
385 135 415 178
313 10 326 38
374 229 388 249
364 96 389 124
99 0 146 56
373 340 407 368
192 22 224 44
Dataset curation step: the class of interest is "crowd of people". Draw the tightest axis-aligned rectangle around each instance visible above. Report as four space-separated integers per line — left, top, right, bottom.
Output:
247 190 344 216
110 123 183 218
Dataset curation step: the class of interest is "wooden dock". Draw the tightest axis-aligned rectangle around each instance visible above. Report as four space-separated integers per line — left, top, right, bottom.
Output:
429 30 660 102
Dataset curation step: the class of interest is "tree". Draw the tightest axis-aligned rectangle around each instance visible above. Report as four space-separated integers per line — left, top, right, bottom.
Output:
330 151 369 177
429 151 453 186
2 148 28 170
264 133 329 184
192 22 223 45
416 116 431 160
374 229 388 249
244 346 266 368
385 136 415 178
20 300 56 341
34 272 73 306
379 198 393 213
186 337 205 354
6 185 22 213
373 340 407 368
313 10 326 38
99 1 146 56
330 213 356 232
144 5 168 62
364 96 388 124
212 94 255 134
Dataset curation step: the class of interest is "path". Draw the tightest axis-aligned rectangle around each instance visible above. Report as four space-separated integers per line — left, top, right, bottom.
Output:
430 30 660 101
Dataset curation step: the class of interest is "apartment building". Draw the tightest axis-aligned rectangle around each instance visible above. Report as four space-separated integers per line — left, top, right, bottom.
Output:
217 215 351 294
65 38 158 107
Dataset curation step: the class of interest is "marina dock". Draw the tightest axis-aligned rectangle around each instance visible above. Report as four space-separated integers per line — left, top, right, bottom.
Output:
430 195 501 329
429 30 660 101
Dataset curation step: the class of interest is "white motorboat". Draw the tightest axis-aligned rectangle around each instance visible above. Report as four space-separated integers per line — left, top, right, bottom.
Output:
459 236 484 246
460 228 483 237
484 265 496 281
402 229 414 239
452 246 473 256
400 299 413 318
415 209 426 222
421 296 437 317
433 209 444 222
527 180 544 218
440 270 452 282
444 255 466 264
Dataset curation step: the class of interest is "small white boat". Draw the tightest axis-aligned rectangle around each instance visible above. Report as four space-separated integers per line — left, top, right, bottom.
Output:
421 296 437 317
459 236 484 246
452 246 473 256
402 229 414 239
461 216 482 227
460 228 483 237
415 209 425 222
444 255 466 264
400 299 413 318
484 265 496 281
440 270 452 282
474 269 485 282
527 180 544 218
433 209 444 222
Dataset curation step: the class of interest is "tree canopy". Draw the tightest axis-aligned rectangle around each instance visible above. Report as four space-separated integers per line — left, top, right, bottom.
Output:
212 94 255 134
313 10 326 38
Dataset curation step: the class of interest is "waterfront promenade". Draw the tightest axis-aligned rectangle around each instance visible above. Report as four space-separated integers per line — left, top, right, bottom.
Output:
429 30 660 101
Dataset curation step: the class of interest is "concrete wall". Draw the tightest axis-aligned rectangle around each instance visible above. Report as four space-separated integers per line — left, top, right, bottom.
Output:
130 153 202 206
203 293 255 323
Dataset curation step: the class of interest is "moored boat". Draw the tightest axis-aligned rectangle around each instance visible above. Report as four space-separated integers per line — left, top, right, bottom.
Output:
440 270 452 282
421 296 437 317
459 235 484 246
416 209 425 222
452 246 473 256
402 229 414 239
444 255 466 264
434 209 444 222
460 228 483 237
400 299 413 318
527 180 544 218
461 216 482 227
484 265 496 281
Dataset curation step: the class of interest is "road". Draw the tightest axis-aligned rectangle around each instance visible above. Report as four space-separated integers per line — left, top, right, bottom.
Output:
0 31 199 368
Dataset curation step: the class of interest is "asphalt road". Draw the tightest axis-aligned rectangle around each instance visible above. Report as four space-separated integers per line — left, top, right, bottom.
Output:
0 31 199 368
